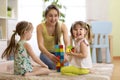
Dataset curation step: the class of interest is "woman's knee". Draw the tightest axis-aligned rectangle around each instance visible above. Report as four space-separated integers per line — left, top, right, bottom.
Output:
40 54 56 69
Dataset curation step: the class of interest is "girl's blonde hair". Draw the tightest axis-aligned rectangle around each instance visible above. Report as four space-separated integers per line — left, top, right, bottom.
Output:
70 21 93 44
1 21 33 59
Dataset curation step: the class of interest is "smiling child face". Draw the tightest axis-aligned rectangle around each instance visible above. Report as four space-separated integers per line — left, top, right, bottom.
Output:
72 24 86 40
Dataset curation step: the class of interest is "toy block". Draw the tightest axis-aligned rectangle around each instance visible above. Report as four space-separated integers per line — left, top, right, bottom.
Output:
56 56 60 59
60 56 64 59
66 48 71 53
55 49 60 52
59 45 63 48
60 52 64 56
61 62 64 66
66 45 75 53
56 66 60 69
67 45 73 49
71 47 75 52
60 48 64 52
55 45 59 48
56 68 61 72
60 59 64 62
56 62 61 67
55 52 60 56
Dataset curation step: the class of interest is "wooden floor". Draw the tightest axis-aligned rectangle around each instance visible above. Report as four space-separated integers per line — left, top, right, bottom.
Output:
111 57 120 80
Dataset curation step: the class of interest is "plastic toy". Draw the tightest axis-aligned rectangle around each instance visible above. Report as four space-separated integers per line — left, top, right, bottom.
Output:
55 45 64 72
66 45 75 53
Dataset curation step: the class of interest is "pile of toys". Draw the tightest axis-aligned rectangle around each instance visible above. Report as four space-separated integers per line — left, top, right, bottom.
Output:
55 45 64 72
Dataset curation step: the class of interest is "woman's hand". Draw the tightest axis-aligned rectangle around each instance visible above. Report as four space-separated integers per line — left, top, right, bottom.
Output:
49 53 60 64
41 64 49 68
63 53 69 63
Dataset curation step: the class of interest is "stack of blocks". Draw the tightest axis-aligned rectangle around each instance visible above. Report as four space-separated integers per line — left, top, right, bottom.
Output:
55 45 64 72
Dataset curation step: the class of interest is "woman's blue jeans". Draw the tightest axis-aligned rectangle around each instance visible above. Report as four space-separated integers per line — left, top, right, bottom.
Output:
40 52 69 70
40 52 56 70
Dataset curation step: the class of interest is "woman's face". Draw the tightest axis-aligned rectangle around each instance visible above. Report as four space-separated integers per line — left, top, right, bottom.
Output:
72 24 86 39
46 9 59 26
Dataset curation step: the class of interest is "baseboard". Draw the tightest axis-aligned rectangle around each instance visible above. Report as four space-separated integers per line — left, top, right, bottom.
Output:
113 56 120 59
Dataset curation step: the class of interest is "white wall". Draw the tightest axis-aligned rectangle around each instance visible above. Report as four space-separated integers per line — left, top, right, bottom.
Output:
86 0 109 21
18 0 43 56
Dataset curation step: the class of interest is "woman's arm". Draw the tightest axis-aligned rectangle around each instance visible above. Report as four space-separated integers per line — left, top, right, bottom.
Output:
24 42 48 68
61 23 70 62
36 24 51 57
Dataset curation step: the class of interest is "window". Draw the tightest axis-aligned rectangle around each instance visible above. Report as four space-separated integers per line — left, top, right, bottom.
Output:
18 0 43 55
60 0 86 35
18 0 86 32
18 0 86 55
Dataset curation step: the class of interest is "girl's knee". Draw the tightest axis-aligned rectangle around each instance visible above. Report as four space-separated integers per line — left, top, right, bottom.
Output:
38 67 50 75
44 68 51 74
61 66 73 73
61 66 67 73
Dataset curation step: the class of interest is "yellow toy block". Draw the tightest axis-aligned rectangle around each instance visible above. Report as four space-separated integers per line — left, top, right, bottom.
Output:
66 48 71 53
56 62 61 67
60 48 64 52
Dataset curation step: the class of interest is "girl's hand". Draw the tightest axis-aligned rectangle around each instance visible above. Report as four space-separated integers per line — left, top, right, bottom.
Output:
67 51 75 56
66 52 71 54
70 51 75 55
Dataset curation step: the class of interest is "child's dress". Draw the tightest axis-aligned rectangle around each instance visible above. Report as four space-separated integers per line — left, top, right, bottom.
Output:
61 38 92 75
70 38 92 68
14 40 32 75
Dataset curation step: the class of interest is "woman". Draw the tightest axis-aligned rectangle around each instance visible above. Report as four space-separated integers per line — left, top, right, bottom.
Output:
36 4 69 70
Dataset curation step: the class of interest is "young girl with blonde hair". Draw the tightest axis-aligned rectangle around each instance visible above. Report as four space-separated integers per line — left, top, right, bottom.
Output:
2 21 50 76
61 21 93 75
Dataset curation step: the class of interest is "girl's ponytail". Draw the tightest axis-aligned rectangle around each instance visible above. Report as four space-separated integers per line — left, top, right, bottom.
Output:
1 31 17 59
86 23 93 44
